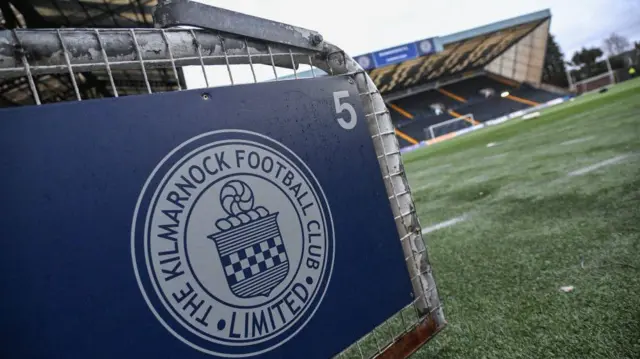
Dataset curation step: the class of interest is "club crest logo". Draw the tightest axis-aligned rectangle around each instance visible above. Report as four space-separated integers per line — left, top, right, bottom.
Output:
132 130 334 357
419 39 433 54
356 55 372 69
209 180 290 299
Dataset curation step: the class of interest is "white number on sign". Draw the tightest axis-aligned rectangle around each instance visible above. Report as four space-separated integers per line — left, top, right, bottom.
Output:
333 91 357 130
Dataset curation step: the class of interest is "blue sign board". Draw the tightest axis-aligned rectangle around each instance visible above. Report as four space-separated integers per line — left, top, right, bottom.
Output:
373 43 419 67
0 76 412 358
355 37 438 70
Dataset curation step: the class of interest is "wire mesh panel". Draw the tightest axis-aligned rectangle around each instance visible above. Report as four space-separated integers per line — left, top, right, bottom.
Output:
0 1 445 357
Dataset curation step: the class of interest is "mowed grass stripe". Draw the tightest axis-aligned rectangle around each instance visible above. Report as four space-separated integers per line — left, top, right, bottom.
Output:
560 136 594 146
403 78 640 165
390 78 640 359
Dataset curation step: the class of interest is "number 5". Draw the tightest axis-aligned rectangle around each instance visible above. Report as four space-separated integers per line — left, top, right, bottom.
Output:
333 91 357 130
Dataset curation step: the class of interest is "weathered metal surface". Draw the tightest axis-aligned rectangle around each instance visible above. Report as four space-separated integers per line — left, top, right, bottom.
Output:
154 0 325 51
0 29 315 77
376 315 444 359
331 50 444 322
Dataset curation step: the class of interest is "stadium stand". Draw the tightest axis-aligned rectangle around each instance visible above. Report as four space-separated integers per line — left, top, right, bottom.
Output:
2 2 566 148
440 76 510 102
387 73 559 142
511 83 559 103
371 9 566 147
277 9 566 148
391 91 456 127
280 10 569 147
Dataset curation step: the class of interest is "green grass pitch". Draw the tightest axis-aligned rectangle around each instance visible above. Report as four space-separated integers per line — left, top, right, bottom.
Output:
407 78 640 358
340 78 640 358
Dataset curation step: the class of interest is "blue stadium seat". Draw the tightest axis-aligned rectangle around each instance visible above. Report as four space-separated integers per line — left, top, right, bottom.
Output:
441 76 513 103
390 75 562 148
455 97 529 122
392 90 458 120
511 83 559 103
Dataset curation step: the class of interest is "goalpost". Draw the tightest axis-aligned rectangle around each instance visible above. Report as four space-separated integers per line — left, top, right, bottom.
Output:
425 113 476 140
573 72 615 94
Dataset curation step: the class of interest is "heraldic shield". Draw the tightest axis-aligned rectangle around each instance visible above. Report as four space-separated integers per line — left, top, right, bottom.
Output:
207 180 290 299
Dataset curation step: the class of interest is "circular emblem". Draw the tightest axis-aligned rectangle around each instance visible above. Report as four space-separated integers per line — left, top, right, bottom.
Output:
419 40 433 54
132 130 334 357
356 56 371 69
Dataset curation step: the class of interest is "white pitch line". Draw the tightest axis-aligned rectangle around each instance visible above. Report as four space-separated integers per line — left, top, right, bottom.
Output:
561 136 594 146
411 163 452 178
421 215 468 234
468 174 488 183
567 154 630 177
485 153 507 161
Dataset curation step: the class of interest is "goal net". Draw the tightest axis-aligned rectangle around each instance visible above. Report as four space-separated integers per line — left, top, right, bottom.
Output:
573 72 614 94
425 113 476 140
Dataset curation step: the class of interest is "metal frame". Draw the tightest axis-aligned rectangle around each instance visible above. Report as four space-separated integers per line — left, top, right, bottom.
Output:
154 0 325 52
0 1 445 357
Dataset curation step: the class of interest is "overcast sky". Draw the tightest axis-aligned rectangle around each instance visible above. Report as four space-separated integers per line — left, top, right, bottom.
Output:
186 0 640 88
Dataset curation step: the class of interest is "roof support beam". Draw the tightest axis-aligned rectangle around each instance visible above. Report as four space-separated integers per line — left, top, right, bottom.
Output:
0 0 18 29
7 1 52 28
78 0 155 27
0 94 19 106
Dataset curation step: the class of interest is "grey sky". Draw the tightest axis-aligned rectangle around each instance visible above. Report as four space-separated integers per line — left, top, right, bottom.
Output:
187 0 640 88
200 0 639 58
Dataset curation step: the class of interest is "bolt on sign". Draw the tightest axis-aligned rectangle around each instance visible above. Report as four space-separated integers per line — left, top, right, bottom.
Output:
0 76 414 358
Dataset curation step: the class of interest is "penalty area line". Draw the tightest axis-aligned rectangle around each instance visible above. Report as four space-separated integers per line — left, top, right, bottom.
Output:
567 154 630 177
421 215 468 235
560 136 594 146
484 153 507 161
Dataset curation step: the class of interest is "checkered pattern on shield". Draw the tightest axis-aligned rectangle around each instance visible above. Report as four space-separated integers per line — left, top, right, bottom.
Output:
208 180 290 298
209 213 289 298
